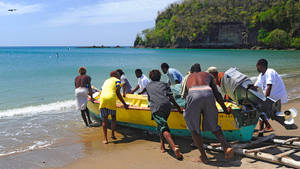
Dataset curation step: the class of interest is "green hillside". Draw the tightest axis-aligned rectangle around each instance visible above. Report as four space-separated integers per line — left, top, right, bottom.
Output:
134 0 300 49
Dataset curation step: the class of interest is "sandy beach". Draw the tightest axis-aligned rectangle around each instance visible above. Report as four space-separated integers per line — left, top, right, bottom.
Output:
51 99 300 169
1 99 298 169
53 99 300 169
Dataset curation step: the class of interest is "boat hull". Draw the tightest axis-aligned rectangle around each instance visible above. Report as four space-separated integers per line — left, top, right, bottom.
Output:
87 94 257 142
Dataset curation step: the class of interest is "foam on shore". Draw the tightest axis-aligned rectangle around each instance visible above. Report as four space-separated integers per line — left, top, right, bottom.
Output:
0 100 76 119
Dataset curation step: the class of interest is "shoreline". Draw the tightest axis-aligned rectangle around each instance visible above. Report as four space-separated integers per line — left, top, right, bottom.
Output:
133 46 300 51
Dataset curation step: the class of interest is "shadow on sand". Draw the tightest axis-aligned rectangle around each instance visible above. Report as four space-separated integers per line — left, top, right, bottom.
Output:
108 124 243 166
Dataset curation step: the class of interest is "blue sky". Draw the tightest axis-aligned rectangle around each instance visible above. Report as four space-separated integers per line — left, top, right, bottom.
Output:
0 0 178 46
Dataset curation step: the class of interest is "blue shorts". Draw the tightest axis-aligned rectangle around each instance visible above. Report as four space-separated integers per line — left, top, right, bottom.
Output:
100 108 116 118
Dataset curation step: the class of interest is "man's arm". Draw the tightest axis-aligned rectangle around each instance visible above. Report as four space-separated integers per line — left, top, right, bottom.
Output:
87 79 95 102
138 88 146 95
122 85 126 97
210 80 229 114
116 87 129 109
130 85 139 94
265 84 272 97
169 95 183 113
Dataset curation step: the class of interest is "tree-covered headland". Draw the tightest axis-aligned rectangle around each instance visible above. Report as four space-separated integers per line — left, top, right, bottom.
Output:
134 0 300 49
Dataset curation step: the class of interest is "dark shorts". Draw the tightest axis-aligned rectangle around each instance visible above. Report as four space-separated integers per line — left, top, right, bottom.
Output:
100 108 116 118
152 111 170 135
184 88 220 134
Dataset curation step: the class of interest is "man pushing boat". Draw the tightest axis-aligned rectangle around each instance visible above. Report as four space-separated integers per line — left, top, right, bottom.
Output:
145 69 183 160
184 63 234 163
99 71 129 144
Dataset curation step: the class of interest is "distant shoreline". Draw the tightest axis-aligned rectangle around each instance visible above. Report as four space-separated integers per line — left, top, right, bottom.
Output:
133 46 299 51
77 45 122 49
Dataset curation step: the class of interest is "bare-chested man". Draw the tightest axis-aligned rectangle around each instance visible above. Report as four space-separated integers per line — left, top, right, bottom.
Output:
184 63 234 163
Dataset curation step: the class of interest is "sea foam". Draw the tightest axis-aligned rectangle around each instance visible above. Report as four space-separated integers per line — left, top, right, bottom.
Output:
0 100 76 119
0 141 52 157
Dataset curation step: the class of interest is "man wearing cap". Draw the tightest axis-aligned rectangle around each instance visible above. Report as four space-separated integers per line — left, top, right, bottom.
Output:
207 67 230 100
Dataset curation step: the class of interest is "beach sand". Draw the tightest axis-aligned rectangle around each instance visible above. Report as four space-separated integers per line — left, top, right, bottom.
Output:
1 100 299 169
54 99 300 169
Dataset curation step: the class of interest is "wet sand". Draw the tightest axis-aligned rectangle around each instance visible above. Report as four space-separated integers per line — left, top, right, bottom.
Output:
1 100 299 169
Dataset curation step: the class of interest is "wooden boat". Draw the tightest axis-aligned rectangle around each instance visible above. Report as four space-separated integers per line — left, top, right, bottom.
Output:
87 91 260 142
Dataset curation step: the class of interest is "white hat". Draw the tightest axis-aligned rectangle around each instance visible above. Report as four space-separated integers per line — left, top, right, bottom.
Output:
206 67 218 73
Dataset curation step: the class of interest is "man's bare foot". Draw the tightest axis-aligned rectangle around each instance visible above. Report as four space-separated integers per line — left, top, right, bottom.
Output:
111 136 117 140
161 149 166 153
102 140 108 144
174 147 183 160
192 156 209 164
225 147 234 160
264 126 274 132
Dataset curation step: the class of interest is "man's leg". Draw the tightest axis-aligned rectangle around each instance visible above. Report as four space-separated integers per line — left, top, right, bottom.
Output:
191 131 208 163
163 131 183 160
102 115 109 144
260 115 273 131
85 108 92 124
160 133 166 153
111 114 116 140
213 129 234 160
81 110 89 127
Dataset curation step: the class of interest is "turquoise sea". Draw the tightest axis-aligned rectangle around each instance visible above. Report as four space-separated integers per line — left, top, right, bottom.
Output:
0 47 300 157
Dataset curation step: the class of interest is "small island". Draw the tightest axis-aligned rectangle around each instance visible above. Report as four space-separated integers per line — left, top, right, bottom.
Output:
134 0 300 50
78 45 123 48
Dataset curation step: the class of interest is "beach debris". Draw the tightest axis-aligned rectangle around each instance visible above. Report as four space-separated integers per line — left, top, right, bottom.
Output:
204 134 300 168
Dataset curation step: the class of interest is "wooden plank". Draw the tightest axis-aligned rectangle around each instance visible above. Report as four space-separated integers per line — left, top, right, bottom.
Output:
210 140 239 147
238 150 300 168
244 145 277 153
283 137 299 144
273 138 300 147
274 149 298 159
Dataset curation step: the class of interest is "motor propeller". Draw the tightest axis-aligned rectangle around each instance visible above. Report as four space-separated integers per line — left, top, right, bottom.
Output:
276 108 298 125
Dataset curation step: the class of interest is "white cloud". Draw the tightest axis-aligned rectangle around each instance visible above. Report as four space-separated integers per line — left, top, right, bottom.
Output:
0 1 42 16
46 0 179 26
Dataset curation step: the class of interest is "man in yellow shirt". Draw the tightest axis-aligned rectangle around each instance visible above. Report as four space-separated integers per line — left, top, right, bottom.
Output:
100 71 129 144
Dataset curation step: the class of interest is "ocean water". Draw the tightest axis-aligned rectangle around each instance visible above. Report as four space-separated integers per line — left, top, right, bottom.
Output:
0 47 300 156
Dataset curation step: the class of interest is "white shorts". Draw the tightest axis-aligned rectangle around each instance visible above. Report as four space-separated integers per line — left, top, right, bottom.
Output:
75 88 89 110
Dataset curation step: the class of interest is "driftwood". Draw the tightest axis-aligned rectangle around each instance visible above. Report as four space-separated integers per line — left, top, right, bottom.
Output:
272 138 300 147
244 145 277 153
204 134 300 168
240 150 300 168
210 140 239 147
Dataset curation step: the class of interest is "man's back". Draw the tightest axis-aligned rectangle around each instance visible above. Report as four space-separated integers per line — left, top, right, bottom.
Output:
75 75 91 88
167 68 183 85
146 81 172 113
255 68 288 103
186 72 213 89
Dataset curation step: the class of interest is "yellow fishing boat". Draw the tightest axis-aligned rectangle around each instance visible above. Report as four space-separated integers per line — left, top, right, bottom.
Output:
87 91 260 142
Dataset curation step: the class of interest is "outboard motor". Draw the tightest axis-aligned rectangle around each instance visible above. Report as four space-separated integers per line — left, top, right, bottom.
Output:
221 68 297 130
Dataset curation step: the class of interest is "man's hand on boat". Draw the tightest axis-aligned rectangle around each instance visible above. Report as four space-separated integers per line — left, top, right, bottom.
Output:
177 107 184 114
90 97 95 103
220 107 231 114
120 103 129 109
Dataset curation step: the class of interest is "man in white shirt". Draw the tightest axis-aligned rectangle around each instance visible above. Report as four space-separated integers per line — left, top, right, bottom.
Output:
255 59 288 132
130 69 150 95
